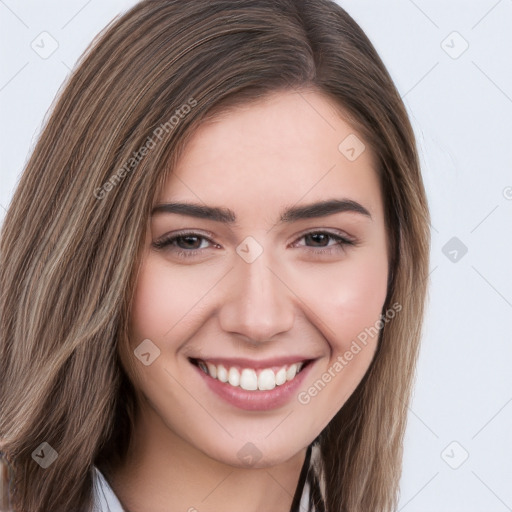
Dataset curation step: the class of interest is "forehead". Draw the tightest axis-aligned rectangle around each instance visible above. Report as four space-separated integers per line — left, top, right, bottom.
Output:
158 90 382 220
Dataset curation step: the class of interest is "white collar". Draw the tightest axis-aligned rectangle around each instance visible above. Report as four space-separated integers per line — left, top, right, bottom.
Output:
91 466 125 512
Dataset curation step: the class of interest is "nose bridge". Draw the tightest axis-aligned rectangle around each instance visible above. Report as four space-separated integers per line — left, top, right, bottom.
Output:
218 250 294 343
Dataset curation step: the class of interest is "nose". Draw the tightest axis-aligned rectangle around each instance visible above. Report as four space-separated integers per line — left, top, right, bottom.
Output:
217 252 295 345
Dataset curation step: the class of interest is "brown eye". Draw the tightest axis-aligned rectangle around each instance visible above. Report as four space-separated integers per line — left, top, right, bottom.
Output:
152 232 216 259
174 235 203 250
304 233 331 247
292 231 357 257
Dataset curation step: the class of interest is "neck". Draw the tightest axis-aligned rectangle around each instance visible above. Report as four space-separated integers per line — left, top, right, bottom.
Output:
107 401 308 512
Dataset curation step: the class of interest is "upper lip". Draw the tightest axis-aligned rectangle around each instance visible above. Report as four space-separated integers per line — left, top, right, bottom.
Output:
189 356 315 369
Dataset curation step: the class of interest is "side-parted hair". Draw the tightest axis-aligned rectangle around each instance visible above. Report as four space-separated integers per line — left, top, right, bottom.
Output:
0 1 430 511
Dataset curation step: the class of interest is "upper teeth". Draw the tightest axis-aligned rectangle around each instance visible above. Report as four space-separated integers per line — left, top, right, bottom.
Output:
196 360 305 391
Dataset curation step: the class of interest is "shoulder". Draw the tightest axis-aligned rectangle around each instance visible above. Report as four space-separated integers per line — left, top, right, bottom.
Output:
90 466 126 512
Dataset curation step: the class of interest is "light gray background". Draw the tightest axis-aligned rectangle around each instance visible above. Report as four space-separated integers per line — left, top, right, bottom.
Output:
1 1 511 511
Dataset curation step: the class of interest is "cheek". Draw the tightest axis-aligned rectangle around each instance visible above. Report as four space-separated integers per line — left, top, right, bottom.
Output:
129 255 212 343
337 257 388 341
293 254 389 421
300 250 389 350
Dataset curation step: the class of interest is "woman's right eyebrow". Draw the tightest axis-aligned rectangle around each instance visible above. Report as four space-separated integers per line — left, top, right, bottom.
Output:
150 198 372 223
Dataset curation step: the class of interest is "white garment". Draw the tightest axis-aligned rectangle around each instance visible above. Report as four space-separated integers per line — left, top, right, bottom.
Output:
91 444 324 511
91 467 125 512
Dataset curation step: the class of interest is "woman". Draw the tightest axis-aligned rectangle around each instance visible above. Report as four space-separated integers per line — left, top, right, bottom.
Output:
0 0 430 511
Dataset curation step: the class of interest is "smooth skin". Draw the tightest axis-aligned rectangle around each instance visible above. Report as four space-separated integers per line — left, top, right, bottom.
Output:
111 89 390 512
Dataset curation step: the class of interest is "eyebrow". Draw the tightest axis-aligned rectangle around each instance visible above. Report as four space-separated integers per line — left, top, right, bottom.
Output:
151 198 372 223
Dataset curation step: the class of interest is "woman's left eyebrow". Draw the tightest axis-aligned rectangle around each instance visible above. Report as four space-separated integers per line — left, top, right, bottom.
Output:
280 198 372 222
151 198 372 223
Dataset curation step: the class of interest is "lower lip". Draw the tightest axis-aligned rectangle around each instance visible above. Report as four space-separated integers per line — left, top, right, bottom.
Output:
192 361 314 411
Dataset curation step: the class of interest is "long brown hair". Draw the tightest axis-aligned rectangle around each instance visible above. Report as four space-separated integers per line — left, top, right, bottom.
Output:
0 1 430 510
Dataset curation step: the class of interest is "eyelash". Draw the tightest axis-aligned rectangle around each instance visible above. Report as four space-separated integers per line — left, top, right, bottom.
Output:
152 230 357 260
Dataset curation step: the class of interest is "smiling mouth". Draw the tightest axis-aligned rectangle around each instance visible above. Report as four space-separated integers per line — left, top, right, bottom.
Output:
189 358 313 391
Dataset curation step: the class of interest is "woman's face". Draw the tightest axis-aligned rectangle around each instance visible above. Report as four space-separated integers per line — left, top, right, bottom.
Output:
126 89 389 467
